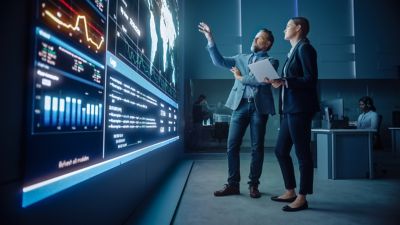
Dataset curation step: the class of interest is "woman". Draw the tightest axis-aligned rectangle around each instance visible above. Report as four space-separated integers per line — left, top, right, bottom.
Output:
357 96 378 129
268 17 319 212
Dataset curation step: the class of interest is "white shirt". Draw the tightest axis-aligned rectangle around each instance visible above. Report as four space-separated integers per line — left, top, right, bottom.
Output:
357 111 379 129
281 40 301 111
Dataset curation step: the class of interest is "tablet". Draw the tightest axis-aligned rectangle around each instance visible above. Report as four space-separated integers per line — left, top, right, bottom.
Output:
248 58 280 82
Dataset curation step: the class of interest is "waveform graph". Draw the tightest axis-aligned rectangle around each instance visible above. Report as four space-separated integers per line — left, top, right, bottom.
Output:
39 0 106 55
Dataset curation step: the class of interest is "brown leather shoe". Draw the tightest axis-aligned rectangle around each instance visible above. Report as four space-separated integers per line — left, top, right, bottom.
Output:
249 186 261 198
214 184 240 196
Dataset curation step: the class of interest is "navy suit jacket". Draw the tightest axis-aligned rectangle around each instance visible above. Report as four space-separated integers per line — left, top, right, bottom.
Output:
207 44 278 115
280 39 320 114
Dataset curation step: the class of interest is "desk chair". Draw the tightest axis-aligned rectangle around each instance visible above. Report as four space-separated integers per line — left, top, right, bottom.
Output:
373 114 383 150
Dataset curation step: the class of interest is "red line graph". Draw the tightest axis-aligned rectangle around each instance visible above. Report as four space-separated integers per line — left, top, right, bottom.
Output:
59 0 103 36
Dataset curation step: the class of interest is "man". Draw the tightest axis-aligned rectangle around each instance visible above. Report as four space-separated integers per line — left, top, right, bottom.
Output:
198 22 278 198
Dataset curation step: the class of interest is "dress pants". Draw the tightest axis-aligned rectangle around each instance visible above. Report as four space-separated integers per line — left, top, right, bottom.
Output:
275 113 314 195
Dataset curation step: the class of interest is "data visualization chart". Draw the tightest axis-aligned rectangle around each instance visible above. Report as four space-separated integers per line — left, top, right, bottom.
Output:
23 0 180 208
104 54 178 158
107 0 179 99
40 0 106 54
33 0 106 134
26 0 107 191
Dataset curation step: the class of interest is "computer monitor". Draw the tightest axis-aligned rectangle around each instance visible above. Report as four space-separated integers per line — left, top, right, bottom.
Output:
321 98 344 120
320 98 350 129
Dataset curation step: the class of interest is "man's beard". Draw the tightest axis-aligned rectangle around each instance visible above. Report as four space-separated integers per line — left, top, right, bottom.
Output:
251 43 260 53
250 45 256 52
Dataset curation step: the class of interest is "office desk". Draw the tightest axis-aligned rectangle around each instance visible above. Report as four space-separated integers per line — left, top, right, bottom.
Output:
389 127 400 153
312 129 375 179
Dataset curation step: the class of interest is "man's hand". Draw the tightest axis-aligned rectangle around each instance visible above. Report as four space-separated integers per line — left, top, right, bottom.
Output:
198 22 214 43
264 78 284 88
230 67 243 81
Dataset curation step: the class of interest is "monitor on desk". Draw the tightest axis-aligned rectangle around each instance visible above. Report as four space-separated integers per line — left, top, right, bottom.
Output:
321 98 344 120
321 98 350 129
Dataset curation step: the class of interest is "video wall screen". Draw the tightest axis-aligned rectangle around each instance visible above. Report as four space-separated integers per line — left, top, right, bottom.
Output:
23 0 180 207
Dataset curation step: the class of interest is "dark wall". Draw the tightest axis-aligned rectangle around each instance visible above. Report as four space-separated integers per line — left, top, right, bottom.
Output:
184 0 400 79
300 0 356 78
241 0 295 69
0 1 185 225
184 0 241 79
355 0 400 78
0 2 29 224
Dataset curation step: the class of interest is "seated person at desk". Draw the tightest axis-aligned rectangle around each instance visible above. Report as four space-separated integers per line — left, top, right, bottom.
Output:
191 94 212 150
357 96 378 129
193 94 212 125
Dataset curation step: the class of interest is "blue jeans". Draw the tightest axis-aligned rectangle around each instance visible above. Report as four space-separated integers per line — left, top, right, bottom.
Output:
227 101 268 188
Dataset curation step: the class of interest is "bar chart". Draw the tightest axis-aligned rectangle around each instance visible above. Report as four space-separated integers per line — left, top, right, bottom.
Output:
41 95 103 131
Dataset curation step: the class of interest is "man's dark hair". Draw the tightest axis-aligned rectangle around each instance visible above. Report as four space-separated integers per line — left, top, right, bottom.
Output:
291 17 310 37
260 28 274 51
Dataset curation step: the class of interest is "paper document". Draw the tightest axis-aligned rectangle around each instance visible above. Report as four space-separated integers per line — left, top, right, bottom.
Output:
248 58 280 82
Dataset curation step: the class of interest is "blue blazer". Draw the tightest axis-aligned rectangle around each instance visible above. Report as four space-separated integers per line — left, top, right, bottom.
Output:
207 44 278 115
280 39 319 114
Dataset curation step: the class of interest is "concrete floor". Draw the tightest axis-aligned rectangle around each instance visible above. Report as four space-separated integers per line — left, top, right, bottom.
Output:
173 151 400 225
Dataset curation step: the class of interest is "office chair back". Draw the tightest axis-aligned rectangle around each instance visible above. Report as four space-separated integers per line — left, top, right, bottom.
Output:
374 114 383 150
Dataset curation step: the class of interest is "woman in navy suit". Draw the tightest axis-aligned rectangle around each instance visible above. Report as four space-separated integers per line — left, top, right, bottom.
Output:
268 17 319 212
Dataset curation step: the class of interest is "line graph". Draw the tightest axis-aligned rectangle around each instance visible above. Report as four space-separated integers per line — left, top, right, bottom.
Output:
44 10 104 50
59 0 103 36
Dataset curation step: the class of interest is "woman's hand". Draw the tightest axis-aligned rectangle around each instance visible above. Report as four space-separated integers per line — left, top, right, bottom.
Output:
230 67 243 81
264 78 284 88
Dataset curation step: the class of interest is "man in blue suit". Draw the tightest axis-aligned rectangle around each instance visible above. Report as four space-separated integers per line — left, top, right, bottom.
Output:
198 22 279 198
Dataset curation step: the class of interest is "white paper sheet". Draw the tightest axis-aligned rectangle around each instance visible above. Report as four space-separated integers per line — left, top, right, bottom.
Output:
248 58 280 82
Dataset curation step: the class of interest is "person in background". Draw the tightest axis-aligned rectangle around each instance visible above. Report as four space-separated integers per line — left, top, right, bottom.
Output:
357 96 378 129
191 94 211 149
267 17 319 212
193 94 211 124
358 96 382 148
199 22 278 199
